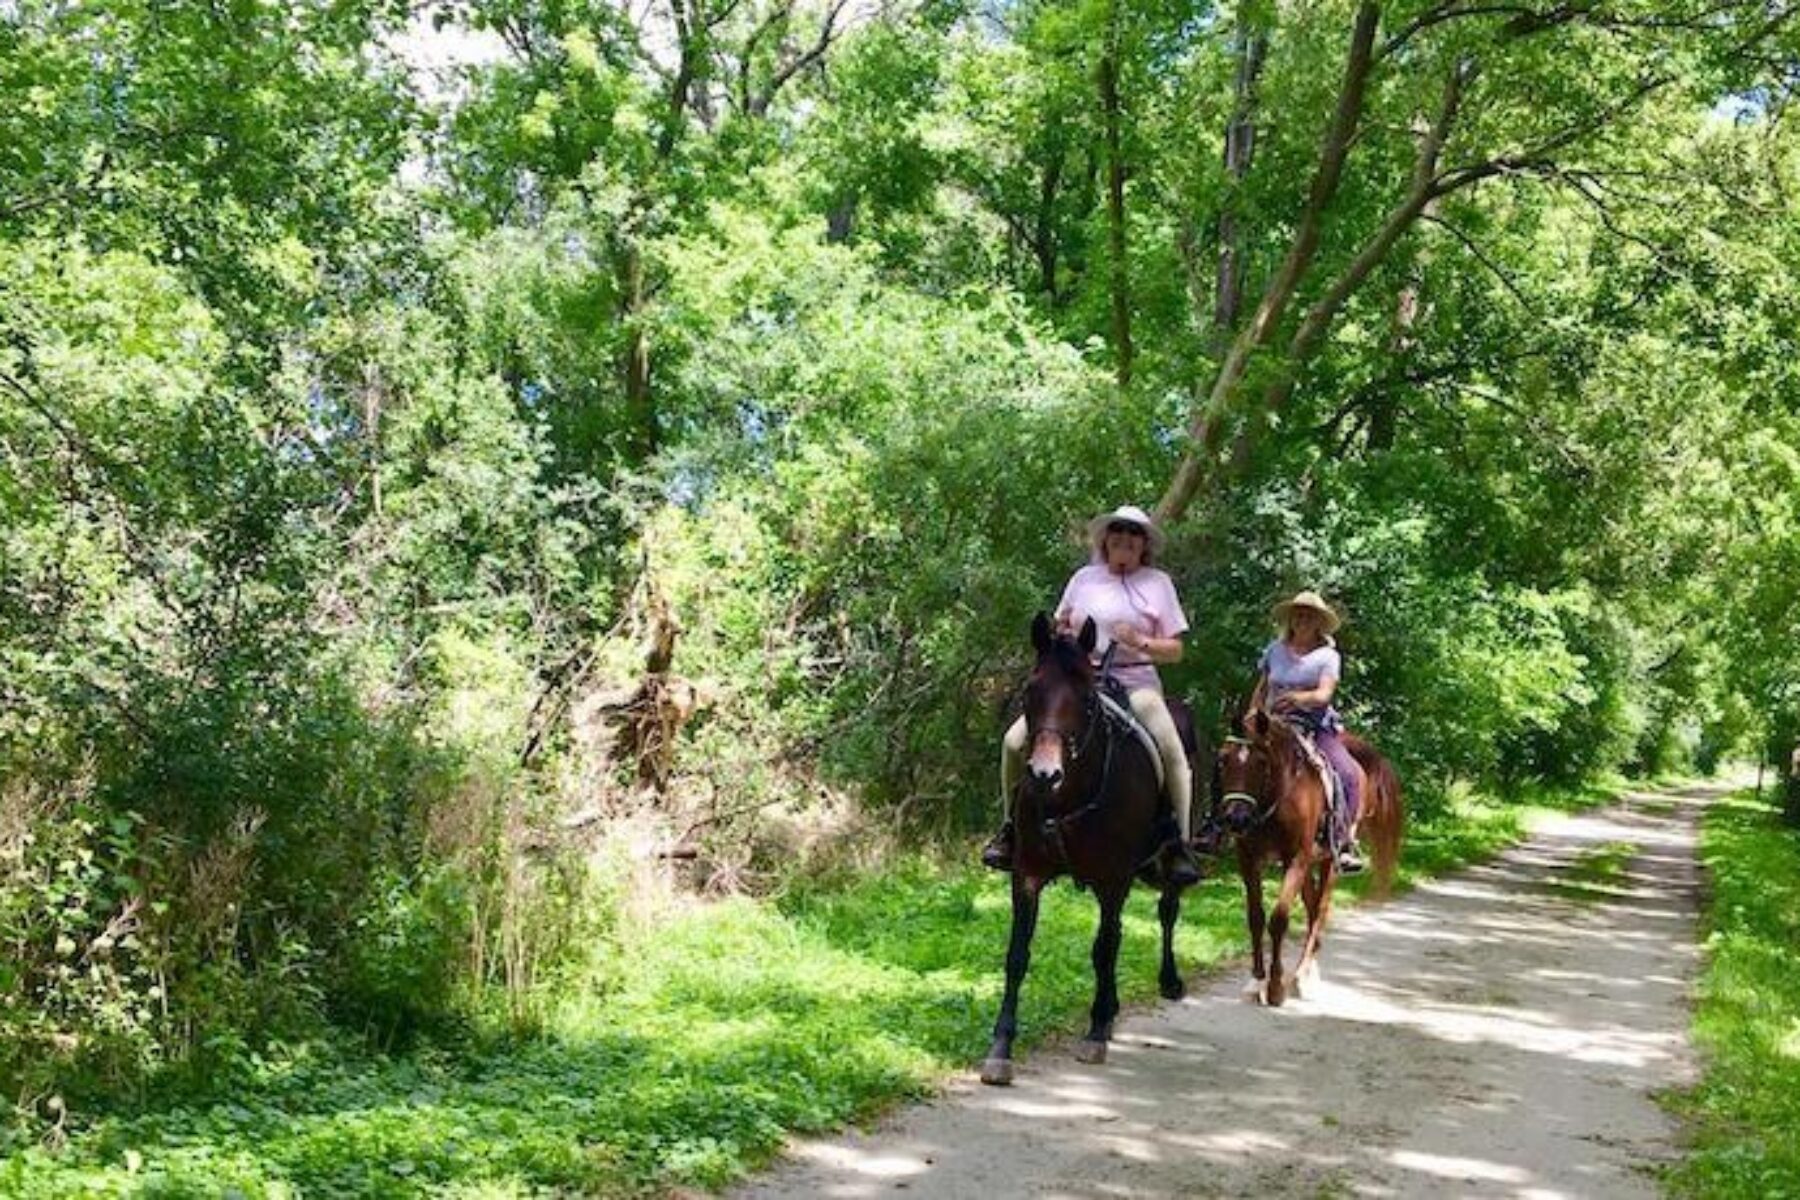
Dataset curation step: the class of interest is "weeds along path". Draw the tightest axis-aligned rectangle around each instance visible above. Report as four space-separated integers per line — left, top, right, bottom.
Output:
733 782 1718 1199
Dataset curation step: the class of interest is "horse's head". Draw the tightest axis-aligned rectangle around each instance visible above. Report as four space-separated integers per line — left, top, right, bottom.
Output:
1021 611 1099 795
1216 709 1278 833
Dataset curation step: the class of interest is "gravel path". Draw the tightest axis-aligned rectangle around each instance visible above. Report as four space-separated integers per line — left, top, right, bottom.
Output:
733 782 1716 1199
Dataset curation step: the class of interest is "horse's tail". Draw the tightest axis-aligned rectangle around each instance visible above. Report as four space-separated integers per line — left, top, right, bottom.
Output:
1347 736 1404 898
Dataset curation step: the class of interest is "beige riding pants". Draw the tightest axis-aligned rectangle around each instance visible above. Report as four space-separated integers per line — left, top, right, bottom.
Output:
1001 688 1192 840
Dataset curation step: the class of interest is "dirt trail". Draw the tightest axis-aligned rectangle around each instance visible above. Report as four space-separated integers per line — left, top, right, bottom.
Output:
733 782 1717 1199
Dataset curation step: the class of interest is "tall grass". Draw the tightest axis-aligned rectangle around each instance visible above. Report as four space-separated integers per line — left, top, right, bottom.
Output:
1666 791 1800 1197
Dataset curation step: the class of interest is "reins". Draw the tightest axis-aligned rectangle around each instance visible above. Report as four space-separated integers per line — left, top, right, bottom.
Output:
1028 646 1130 866
1222 719 1327 835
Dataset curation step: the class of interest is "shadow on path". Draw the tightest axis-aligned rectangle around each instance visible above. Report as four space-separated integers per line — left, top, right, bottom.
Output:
730 781 1718 1199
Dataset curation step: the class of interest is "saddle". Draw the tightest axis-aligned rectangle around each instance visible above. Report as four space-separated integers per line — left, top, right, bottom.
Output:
1286 721 1347 844
1096 686 1163 788
1094 676 1198 794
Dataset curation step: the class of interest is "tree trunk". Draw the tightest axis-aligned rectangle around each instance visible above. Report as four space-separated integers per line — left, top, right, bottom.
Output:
826 194 857 244
1215 20 1268 349
1368 224 1430 451
362 362 384 518
1155 1 1381 525
621 241 656 462
1100 0 1133 389
1036 156 1063 302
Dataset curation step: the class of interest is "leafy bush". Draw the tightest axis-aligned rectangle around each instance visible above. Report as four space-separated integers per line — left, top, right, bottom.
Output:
0 784 162 1110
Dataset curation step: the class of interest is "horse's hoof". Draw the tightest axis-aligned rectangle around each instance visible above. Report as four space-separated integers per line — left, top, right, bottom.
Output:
1073 1039 1108 1065
1160 978 1186 1001
979 1058 1014 1086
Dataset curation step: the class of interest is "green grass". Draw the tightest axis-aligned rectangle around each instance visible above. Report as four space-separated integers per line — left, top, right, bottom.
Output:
0 776 1627 1198
1548 840 1640 903
1665 791 1800 1198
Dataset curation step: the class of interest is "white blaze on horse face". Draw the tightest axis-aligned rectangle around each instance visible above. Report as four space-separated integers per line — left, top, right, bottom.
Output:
1028 728 1065 783
1221 743 1252 792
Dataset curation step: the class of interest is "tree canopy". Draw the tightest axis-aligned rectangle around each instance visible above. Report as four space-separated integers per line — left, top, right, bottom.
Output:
4 0 1800 1147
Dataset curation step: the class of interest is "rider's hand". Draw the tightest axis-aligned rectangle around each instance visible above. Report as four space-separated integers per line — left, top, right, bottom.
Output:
1270 694 1295 714
1111 622 1141 649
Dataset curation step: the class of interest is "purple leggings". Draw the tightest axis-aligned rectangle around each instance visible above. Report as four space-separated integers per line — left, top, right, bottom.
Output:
1314 729 1362 841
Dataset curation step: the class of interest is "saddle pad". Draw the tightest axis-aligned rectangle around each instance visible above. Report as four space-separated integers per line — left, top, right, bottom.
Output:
1097 693 1164 788
1291 726 1344 819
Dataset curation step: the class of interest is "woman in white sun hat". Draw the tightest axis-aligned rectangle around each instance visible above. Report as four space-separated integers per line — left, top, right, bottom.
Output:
1245 590 1366 874
982 504 1202 886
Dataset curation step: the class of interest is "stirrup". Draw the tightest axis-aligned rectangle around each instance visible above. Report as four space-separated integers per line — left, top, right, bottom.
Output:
1160 838 1204 888
1335 846 1366 875
1191 820 1229 856
981 822 1015 872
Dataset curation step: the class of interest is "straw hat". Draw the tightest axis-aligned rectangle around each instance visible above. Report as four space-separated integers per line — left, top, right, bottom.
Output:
1273 590 1341 633
1086 504 1165 559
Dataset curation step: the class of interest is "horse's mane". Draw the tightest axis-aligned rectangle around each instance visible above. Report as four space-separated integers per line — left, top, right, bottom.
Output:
1250 713 1314 792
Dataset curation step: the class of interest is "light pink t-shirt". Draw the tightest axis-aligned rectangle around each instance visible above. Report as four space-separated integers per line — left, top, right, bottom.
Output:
1054 563 1190 693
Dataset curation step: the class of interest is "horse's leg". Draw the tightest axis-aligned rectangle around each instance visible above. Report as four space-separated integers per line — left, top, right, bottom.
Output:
981 872 1044 1086
1074 880 1129 1064
1264 856 1309 1008
1239 842 1267 1003
1157 883 1184 1000
1293 859 1336 998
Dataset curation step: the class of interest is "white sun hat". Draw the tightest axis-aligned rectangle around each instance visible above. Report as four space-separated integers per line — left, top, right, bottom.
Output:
1086 504 1165 559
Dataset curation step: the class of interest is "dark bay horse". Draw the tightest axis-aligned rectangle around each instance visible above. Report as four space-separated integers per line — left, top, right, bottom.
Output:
1215 710 1403 1007
981 613 1194 1086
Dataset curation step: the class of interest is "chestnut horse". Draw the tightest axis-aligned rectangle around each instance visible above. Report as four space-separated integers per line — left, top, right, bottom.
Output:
980 613 1194 1085
1215 711 1403 1007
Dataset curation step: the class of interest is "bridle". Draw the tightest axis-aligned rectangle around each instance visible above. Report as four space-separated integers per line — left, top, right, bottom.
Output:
1218 733 1275 829
1029 686 1103 772
1021 648 1125 864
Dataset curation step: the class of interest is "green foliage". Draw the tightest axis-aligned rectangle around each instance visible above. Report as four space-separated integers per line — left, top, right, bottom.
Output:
0 790 162 1109
1548 840 1640 903
0 778 1604 1195
1667 793 1800 1197
5 0 1800 1185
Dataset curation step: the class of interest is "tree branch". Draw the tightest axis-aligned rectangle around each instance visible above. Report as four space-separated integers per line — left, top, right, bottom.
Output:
1156 0 1381 523
751 0 852 115
1257 56 1473 418
1419 211 1539 313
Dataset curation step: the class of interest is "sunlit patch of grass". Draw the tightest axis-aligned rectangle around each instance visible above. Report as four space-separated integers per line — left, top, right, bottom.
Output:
1548 840 1639 903
1375 775 1621 896
1665 791 1800 1198
2 778 1644 1197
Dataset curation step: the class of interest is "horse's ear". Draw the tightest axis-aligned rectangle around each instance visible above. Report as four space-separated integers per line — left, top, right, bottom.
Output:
1250 710 1271 739
1031 611 1053 655
1229 710 1245 737
1077 617 1097 655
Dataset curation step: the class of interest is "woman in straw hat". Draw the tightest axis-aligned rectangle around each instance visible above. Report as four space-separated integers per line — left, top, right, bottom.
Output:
1245 590 1365 874
982 504 1203 886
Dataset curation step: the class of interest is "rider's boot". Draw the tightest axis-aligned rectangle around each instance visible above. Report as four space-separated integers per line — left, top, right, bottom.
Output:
1190 807 1230 856
1163 840 1204 888
1332 812 1365 875
981 820 1016 872
1154 816 1203 887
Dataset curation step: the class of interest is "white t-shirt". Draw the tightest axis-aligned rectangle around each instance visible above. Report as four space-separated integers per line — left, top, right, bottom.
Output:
1054 563 1189 693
